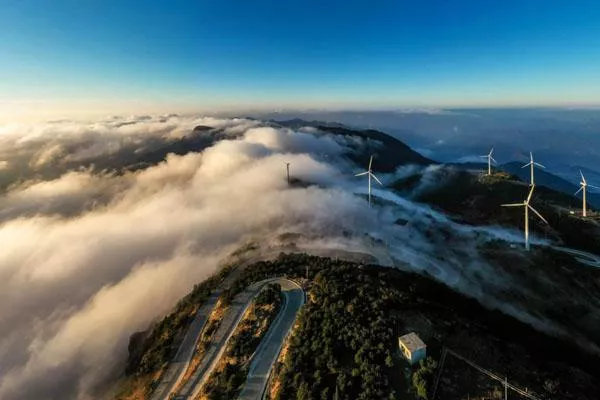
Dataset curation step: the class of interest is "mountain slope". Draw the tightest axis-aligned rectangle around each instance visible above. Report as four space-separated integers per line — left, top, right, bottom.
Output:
451 161 600 209
274 119 434 172
315 125 434 172
405 169 600 255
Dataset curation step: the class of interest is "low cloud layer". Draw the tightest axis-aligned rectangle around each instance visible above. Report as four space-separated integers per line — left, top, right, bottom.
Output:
0 116 593 399
0 116 381 400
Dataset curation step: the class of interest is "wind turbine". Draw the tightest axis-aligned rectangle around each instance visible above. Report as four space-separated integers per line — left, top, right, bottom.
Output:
521 152 545 186
480 147 497 176
284 162 290 185
502 185 548 251
355 155 382 207
575 170 598 217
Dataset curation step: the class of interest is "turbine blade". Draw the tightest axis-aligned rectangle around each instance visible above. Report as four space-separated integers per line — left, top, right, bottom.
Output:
528 205 549 225
355 171 369 177
489 148 494 156
370 173 383 185
580 170 586 184
368 155 373 171
530 151 534 162
534 162 545 168
490 156 498 164
574 187 583 195
501 203 524 207
527 185 535 203
588 185 599 189
522 162 532 168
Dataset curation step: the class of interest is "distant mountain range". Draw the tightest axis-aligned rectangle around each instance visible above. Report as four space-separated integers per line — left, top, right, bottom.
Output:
66 120 432 177
46 117 591 210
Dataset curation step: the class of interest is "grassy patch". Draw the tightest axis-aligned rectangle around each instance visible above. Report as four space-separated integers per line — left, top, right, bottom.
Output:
174 299 228 393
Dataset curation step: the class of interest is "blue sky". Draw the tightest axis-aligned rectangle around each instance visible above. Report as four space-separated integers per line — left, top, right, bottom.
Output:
1 0 600 120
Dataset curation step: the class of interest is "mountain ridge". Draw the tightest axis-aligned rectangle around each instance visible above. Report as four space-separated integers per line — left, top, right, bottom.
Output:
450 161 600 209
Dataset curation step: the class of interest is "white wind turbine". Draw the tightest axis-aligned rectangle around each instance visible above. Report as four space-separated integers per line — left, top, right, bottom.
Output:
575 170 598 217
502 185 549 251
522 152 545 186
480 147 497 176
355 155 382 207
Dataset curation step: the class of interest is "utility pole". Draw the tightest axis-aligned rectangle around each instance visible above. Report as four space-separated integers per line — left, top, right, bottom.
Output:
505 375 508 400
305 265 309 280
286 162 290 185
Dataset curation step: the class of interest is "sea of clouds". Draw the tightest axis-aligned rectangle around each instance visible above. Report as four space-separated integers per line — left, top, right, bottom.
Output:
0 115 593 400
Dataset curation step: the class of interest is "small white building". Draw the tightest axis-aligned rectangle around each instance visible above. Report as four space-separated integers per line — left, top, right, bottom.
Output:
398 332 427 365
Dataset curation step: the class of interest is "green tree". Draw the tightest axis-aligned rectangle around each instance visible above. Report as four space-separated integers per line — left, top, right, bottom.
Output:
412 357 438 399
385 354 394 368
297 381 310 400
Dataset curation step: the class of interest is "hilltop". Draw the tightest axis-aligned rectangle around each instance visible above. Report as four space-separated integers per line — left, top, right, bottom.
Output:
395 169 600 255
117 253 600 400
315 125 433 171
500 161 600 209
274 119 434 171
450 161 600 210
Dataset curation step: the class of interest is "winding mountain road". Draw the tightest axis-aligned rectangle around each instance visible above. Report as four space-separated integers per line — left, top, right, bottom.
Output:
177 280 271 399
149 268 244 400
154 277 304 400
149 292 220 400
238 279 304 400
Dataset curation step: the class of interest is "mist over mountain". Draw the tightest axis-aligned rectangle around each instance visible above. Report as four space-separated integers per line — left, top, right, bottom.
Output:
0 116 446 400
0 114 598 400
4 0 600 397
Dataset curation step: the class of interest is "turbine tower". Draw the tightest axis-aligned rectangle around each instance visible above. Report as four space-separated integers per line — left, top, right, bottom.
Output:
521 152 545 186
480 147 497 176
355 155 382 207
502 185 548 251
575 170 598 217
285 162 290 185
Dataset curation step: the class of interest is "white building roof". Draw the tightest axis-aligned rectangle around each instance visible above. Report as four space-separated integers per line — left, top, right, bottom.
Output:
399 332 426 352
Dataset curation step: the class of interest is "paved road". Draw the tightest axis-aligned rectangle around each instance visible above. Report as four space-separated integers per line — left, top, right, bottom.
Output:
149 266 246 400
174 280 268 399
149 292 220 400
238 280 305 400
551 246 600 268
